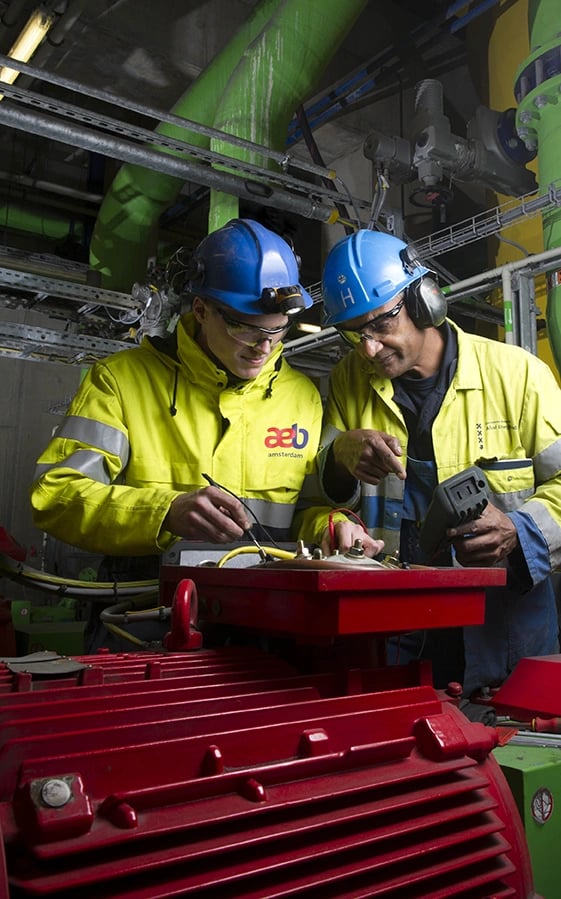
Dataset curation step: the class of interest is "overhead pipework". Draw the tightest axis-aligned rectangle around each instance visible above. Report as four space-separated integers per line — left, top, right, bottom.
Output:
89 0 369 291
515 0 561 375
364 77 537 212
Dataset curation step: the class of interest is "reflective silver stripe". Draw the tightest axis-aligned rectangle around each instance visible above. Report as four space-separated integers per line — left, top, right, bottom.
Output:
490 488 534 513
245 498 294 529
535 438 561 482
362 474 405 501
55 416 129 468
34 450 111 484
34 462 53 479
522 499 561 569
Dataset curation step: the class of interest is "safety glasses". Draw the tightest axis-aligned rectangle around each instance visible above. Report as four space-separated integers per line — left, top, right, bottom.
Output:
214 305 290 347
337 297 405 347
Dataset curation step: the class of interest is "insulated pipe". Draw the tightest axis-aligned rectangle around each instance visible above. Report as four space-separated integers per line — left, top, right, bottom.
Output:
90 0 282 289
515 0 561 373
90 0 367 290
0 203 84 241
208 0 368 228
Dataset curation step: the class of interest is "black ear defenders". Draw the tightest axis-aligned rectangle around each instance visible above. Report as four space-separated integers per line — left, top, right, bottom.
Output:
399 244 447 328
405 277 448 329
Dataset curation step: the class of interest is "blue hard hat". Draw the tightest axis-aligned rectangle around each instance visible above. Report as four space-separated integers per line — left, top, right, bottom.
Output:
322 230 430 327
186 218 312 316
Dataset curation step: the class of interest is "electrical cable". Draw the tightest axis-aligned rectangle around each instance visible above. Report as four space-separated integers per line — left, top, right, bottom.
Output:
201 473 281 552
367 170 390 230
295 104 356 234
0 553 158 600
99 596 171 624
327 508 369 554
496 234 530 257
287 2 496 145
449 0 500 33
102 621 152 648
216 545 296 568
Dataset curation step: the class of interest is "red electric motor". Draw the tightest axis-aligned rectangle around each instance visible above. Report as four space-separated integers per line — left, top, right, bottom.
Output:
0 559 539 898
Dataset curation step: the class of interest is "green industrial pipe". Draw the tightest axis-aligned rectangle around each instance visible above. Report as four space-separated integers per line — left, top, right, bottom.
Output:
0 204 84 241
89 0 281 290
516 0 561 374
90 0 367 291
208 0 368 229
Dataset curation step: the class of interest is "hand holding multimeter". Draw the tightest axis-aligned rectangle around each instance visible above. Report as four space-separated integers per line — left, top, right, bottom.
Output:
419 466 490 559
419 466 520 566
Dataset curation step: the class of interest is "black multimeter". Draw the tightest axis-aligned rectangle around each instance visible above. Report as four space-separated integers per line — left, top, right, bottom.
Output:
419 466 490 558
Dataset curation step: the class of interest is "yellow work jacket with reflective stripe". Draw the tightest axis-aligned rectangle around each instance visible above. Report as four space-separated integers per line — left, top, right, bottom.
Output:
30 313 323 556
306 321 561 569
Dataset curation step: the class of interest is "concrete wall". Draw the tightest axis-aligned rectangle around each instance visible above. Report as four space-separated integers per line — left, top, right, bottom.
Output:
0 355 80 564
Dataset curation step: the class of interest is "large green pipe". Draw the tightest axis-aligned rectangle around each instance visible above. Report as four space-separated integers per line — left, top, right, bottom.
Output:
516 0 561 373
0 204 84 241
90 0 366 291
89 0 281 290
208 0 367 229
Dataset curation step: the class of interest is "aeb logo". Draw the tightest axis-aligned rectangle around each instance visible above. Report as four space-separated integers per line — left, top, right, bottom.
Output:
265 422 309 449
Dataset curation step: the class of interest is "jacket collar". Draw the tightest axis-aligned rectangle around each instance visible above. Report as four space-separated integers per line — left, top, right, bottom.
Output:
448 320 484 390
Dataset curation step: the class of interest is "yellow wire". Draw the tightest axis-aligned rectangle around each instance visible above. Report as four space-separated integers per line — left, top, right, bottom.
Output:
0 553 157 590
216 546 296 568
103 622 150 648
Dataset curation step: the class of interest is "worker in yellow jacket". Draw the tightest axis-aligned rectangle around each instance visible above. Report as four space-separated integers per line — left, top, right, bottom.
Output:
304 229 561 698
30 218 364 649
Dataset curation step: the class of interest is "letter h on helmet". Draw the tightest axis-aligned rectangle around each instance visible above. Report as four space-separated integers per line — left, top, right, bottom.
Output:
322 229 447 330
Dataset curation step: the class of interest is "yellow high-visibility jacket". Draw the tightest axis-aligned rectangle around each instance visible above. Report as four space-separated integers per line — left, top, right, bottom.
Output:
30 313 323 556
300 321 561 695
307 321 561 567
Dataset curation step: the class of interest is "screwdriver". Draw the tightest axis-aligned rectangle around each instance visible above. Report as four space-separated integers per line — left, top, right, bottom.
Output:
530 717 561 733
496 716 561 733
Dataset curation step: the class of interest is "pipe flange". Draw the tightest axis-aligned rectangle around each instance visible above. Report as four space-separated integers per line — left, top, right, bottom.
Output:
515 72 561 150
515 36 561 103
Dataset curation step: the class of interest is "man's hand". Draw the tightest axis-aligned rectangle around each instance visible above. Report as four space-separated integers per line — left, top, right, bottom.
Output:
447 502 518 566
332 429 406 485
164 487 251 542
320 520 384 558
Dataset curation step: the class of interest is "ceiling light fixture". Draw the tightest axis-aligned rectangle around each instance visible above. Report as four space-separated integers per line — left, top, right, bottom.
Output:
0 7 55 96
